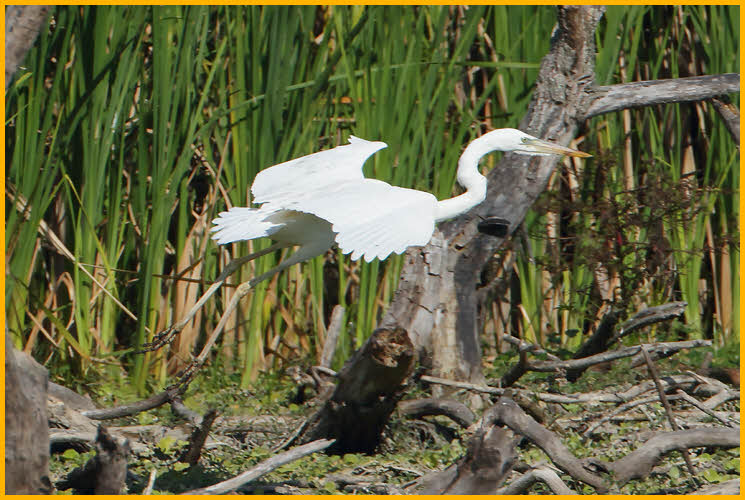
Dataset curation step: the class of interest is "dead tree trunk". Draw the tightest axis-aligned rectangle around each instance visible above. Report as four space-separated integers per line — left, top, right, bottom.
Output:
380 6 606 385
380 6 739 387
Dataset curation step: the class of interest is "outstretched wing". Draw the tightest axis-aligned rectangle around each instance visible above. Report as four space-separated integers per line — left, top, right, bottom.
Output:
269 179 438 262
251 136 387 205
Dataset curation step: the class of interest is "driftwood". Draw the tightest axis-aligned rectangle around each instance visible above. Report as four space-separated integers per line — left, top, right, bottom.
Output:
409 388 739 495
183 439 335 495
57 425 130 494
291 326 416 453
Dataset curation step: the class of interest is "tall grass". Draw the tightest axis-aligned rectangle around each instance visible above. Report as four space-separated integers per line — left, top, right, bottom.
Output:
6 6 738 392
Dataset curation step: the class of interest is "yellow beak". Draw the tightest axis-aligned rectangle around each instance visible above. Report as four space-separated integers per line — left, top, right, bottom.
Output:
523 138 592 158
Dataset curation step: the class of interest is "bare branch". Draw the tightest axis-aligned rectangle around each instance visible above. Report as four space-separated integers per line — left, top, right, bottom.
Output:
320 305 345 368
583 73 740 119
398 398 476 428
602 427 739 484
674 389 739 427
82 386 180 420
183 439 335 495
610 301 688 344
179 409 218 466
639 345 697 478
528 340 711 373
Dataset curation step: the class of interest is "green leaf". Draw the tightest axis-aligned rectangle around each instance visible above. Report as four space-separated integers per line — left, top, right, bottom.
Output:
157 436 176 454
702 468 722 483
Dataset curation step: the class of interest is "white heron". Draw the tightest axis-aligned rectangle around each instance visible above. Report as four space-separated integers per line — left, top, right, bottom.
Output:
148 129 589 361
211 128 590 265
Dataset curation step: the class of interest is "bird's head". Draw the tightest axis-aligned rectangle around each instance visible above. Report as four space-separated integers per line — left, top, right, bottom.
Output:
480 128 592 158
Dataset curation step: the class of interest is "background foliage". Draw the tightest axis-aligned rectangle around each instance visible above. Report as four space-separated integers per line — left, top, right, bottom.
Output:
5 5 739 392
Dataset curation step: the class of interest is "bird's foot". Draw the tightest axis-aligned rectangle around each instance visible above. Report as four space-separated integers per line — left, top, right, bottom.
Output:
175 360 202 389
138 326 181 353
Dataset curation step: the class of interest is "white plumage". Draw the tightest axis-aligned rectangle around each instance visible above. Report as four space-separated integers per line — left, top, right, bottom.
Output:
211 129 590 266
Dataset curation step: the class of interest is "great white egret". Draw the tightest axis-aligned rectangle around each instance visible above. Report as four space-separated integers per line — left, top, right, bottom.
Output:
146 129 589 363
211 128 590 263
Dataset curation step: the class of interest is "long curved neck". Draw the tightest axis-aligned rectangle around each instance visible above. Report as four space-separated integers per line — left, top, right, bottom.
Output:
434 135 492 222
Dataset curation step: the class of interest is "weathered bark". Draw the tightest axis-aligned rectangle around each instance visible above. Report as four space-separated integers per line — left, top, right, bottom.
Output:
582 73 740 119
5 334 52 494
380 6 606 386
496 465 575 495
5 7 54 494
5 5 50 90
295 327 416 453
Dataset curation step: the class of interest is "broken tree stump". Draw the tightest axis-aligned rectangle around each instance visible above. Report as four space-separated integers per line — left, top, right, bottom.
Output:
294 327 415 454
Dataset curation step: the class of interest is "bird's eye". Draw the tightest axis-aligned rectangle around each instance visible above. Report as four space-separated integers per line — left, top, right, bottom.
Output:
520 137 530 143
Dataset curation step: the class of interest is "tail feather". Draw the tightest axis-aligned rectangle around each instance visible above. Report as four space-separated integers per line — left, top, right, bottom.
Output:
211 207 283 244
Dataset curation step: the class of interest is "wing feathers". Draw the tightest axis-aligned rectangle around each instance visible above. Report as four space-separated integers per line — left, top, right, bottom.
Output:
220 136 437 261
273 179 437 261
251 137 387 205
211 207 283 244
